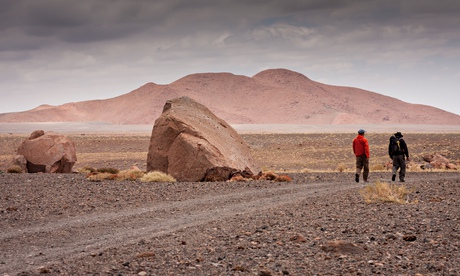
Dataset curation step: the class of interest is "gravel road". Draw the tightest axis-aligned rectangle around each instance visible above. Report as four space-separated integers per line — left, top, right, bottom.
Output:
1 172 459 275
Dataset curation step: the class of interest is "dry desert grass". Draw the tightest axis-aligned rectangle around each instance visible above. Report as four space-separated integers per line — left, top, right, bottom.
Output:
245 132 460 173
1 132 459 173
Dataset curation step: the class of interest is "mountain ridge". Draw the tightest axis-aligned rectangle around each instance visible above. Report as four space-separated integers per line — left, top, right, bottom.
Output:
1 68 459 125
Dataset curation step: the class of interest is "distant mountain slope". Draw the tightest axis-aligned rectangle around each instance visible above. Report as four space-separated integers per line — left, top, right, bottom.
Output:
1 68 459 125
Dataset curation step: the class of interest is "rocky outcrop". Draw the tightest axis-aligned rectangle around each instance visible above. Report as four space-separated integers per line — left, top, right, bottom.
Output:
16 130 77 173
422 153 457 170
146 96 261 182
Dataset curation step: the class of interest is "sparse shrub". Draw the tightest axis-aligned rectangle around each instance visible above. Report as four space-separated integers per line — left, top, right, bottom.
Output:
86 172 114 182
359 180 413 204
257 171 278 180
370 163 386 171
97 167 120 174
7 165 23 173
78 166 97 174
140 171 176 182
116 169 145 181
274 174 292 182
336 163 347 172
408 164 424 172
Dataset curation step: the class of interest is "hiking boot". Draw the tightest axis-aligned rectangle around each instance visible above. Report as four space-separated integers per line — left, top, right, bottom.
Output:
355 174 359 183
392 174 396 181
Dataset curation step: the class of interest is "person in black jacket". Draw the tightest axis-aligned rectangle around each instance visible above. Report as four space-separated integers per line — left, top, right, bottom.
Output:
388 132 410 182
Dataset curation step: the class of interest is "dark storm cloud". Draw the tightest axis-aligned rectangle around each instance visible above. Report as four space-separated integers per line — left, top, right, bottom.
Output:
0 1 349 45
1 0 180 48
3 0 456 50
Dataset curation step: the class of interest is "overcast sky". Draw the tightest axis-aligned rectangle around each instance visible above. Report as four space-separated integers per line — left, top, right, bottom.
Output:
1 0 460 116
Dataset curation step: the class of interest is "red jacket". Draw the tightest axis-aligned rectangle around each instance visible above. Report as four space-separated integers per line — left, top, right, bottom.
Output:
353 134 370 158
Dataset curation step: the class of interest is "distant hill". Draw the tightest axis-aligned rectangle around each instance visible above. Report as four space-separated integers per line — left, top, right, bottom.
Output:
1 68 459 125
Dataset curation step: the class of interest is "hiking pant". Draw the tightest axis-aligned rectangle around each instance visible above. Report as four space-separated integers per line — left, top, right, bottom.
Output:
392 155 406 181
355 154 369 181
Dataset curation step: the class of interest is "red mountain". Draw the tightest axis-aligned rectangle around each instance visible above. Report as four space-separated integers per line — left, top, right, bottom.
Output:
1 68 459 125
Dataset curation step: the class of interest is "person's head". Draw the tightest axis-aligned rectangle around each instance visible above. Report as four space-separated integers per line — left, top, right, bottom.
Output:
394 132 403 138
358 129 366 135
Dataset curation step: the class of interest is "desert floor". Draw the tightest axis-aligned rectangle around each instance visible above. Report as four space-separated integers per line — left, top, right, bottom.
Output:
0 125 459 275
1 128 459 173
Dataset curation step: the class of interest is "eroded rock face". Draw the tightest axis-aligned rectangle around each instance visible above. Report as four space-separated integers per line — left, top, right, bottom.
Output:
147 96 261 182
16 130 77 173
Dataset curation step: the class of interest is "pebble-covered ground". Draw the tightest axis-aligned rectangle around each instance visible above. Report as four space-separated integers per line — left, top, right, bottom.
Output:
1 171 458 275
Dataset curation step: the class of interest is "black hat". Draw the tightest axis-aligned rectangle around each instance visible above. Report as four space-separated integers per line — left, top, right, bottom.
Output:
394 132 403 138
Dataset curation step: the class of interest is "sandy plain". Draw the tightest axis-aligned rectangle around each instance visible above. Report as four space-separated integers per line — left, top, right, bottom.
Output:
0 123 459 275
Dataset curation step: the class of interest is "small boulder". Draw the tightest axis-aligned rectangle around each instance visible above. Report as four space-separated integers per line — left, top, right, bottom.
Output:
423 153 449 164
147 96 261 182
16 130 77 173
420 163 433 171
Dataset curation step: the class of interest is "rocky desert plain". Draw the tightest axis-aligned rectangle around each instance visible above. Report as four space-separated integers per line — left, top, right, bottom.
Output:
1 69 460 275
1 123 459 275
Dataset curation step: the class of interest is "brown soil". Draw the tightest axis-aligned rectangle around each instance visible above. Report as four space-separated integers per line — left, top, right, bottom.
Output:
1 132 459 275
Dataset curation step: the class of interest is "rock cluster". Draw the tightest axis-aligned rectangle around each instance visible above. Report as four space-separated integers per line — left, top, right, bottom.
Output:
422 153 457 170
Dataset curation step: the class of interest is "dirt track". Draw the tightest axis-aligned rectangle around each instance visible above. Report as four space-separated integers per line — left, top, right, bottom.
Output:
1 172 459 275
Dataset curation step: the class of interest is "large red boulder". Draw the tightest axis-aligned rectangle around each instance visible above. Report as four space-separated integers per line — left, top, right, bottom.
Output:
16 130 77 173
147 96 261 182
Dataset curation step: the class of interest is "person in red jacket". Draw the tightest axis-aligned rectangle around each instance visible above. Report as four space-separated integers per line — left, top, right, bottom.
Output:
352 129 370 183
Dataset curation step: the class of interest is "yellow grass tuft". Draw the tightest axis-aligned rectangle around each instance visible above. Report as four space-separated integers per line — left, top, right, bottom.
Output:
359 180 413 204
85 169 145 182
97 167 120 174
78 166 97 174
86 172 115 182
7 165 23 173
140 171 176 183
116 169 145 181
370 163 386 171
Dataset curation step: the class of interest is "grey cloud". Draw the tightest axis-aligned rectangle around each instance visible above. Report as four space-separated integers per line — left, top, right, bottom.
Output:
401 0 460 14
1 0 460 114
1 0 181 48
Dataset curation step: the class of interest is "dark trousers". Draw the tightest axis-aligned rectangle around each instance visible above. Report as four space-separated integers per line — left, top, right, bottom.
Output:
355 154 369 181
392 155 406 181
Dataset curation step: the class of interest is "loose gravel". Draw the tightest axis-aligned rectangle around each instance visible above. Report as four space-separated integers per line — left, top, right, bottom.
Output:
1 171 459 275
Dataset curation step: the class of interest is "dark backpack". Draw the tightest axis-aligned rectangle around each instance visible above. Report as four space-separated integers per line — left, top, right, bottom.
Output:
389 136 401 155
